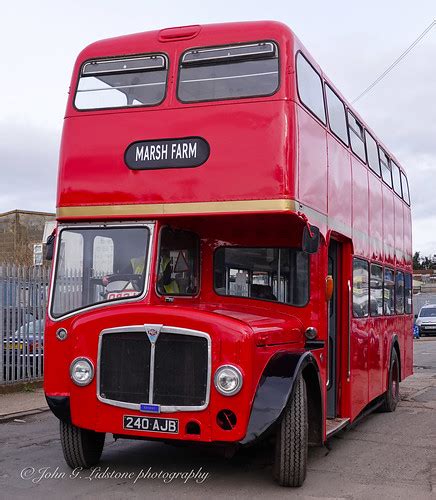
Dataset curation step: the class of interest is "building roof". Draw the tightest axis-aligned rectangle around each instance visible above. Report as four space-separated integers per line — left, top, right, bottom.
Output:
0 209 55 218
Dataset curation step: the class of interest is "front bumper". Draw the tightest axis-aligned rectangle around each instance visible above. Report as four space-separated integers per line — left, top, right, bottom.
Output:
45 392 249 443
419 324 436 334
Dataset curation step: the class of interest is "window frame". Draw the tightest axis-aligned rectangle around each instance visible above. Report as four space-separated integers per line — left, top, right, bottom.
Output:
379 147 393 188
401 171 411 205
404 272 412 314
391 160 403 198
155 226 201 298
383 266 395 316
49 223 154 321
347 111 367 163
295 51 327 125
365 131 381 176
352 257 370 318
73 53 170 112
325 83 349 146
369 262 383 317
176 40 281 105
213 245 310 308
394 270 405 315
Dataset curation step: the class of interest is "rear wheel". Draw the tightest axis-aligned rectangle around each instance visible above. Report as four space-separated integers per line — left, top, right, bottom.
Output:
60 420 105 468
274 376 308 487
380 349 400 412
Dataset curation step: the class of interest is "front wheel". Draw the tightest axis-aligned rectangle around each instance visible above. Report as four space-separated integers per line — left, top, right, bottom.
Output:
60 420 105 468
380 349 400 412
274 376 308 487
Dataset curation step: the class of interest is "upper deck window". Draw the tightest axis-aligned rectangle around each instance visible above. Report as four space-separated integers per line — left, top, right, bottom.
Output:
74 54 168 110
391 161 402 197
379 147 393 187
347 111 366 163
365 132 381 176
401 171 411 204
177 42 279 103
325 84 348 145
296 53 326 123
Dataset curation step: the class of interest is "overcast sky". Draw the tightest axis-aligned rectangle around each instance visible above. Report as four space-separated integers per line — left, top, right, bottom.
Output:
1 1 436 254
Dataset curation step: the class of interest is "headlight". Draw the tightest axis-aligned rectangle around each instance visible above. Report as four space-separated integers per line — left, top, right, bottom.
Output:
70 357 94 386
214 365 243 396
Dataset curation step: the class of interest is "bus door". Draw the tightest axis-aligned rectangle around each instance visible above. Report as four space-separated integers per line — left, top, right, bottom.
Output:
327 240 340 418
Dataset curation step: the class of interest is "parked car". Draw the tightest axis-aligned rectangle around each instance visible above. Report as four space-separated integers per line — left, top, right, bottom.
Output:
3 317 44 378
415 304 436 336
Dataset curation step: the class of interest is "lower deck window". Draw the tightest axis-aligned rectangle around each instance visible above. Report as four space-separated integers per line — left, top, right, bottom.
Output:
157 227 199 296
214 247 309 306
353 258 369 318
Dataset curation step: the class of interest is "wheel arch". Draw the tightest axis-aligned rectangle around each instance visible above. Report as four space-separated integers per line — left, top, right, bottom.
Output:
301 362 323 446
391 334 402 381
240 350 322 446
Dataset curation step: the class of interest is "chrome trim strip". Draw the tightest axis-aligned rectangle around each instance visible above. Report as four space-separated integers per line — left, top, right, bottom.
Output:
149 342 156 405
47 221 155 322
97 325 212 413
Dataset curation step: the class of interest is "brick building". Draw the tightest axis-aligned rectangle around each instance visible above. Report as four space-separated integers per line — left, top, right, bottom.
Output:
0 210 55 265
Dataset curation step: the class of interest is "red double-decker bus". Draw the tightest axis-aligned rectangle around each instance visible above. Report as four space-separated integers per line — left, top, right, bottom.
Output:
44 21 413 487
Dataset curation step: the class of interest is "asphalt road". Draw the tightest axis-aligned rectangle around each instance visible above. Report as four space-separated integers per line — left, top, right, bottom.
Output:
1 339 435 500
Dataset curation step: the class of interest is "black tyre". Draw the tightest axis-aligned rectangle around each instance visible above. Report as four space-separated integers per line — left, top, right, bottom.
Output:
274 376 308 487
380 349 400 412
60 420 105 468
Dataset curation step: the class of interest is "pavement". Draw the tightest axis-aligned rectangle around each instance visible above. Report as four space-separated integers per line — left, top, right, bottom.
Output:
0 387 47 422
0 338 435 499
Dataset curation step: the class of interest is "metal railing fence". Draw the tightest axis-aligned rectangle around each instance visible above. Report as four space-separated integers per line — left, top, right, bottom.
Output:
0 265 50 384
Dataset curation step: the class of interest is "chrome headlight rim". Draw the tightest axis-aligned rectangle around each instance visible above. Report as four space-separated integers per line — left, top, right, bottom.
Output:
214 364 243 396
70 357 94 387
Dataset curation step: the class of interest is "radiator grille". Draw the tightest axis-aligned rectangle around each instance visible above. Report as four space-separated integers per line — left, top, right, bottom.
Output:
99 329 209 409
154 333 208 406
100 332 151 403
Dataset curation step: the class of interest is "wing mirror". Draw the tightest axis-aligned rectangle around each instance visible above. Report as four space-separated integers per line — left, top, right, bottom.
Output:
302 225 320 254
45 233 55 261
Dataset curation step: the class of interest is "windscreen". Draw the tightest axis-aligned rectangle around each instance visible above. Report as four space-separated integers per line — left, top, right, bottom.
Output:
51 226 150 318
75 54 168 110
178 42 279 102
420 307 436 318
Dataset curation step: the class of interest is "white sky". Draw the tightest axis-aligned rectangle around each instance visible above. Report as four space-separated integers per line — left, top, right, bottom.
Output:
1 0 436 254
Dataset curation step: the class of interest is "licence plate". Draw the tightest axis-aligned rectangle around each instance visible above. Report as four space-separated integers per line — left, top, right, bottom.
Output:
123 415 179 434
107 291 138 300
